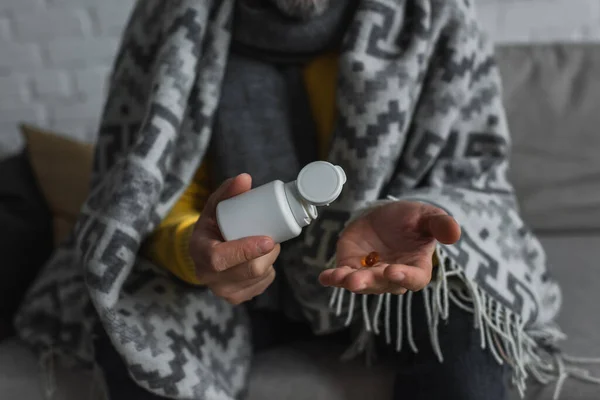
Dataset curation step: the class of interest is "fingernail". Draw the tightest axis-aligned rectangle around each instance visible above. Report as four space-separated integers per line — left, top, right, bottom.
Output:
258 239 274 253
357 281 368 291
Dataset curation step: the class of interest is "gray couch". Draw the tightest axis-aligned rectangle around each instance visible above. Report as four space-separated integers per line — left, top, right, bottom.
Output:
1 43 599 400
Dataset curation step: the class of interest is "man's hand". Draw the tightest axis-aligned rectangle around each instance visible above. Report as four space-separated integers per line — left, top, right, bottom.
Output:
189 174 280 305
319 201 461 295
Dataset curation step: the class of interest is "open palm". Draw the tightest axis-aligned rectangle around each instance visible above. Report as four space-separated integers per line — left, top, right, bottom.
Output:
319 201 461 295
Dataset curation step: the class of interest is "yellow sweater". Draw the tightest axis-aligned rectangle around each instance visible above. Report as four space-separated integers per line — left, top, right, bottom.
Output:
142 53 340 284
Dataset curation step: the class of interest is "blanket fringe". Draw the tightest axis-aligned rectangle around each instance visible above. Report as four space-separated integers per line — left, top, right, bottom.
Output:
39 347 57 400
90 362 109 400
327 246 600 400
36 344 108 400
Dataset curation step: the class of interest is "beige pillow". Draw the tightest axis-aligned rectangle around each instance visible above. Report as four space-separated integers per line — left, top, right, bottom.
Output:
20 124 94 246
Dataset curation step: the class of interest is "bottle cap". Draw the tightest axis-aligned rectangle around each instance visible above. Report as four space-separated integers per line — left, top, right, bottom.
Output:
296 161 347 207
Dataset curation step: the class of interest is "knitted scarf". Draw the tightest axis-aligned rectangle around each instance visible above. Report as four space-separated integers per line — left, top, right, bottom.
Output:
14 0 591 399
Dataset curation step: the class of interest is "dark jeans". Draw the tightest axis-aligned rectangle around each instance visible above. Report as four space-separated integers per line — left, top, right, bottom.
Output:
380 292 509 400
94 292 509 400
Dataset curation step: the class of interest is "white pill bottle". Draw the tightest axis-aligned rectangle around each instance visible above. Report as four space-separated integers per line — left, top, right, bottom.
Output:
216 161 347 243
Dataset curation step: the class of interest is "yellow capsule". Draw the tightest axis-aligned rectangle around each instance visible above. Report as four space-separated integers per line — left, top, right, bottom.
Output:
361 251 380 267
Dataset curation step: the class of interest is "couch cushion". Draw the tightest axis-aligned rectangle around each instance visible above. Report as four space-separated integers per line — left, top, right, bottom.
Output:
0 338 105 400
521 234 600 400
496 44 600 232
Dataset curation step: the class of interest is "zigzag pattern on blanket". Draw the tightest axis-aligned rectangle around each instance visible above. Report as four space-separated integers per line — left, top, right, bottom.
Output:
17 2 251 399
82 2 251 398
110 262 251 399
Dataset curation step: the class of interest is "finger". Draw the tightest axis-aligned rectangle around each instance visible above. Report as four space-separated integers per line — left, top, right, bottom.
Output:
341 267 384 292
219 245 281 281
203 173 253 219
416 205 461 244
217 268 277 305
192 234 275 273
340 267 404 295
335 267 406 295
320 266 408 295
426 214 461 244
211 265 275 296
384 264 432 292
319 266 354 287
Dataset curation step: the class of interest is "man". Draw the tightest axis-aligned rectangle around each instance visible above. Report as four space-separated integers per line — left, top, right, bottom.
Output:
15 1 567 399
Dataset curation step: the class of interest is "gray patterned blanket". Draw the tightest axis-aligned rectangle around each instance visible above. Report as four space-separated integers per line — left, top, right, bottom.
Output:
15 0 590 399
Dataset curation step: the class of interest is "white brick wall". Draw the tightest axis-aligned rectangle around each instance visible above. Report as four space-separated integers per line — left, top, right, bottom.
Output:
0 0 599 157
0 0 133 156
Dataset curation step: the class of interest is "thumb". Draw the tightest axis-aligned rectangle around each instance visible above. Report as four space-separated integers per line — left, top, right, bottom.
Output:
204 173 253 218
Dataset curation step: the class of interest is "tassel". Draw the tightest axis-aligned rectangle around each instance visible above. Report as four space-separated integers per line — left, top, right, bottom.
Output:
330 246 600 400
39 348 57 400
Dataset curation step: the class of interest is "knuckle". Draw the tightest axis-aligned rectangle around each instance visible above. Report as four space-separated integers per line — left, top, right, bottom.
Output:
264 268 276 285
233 247 247 267
247 260 267 279
240 243 256 263
209 252 226 272
249 270 275 298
